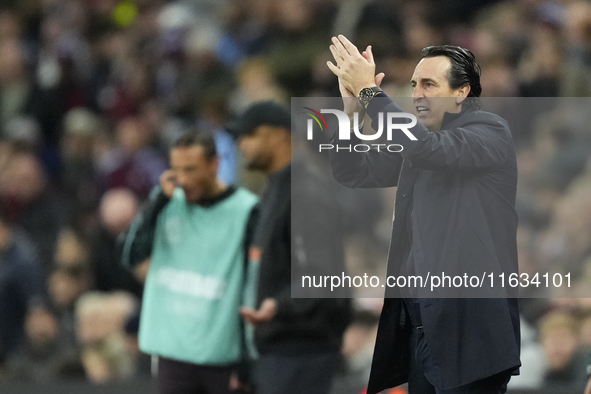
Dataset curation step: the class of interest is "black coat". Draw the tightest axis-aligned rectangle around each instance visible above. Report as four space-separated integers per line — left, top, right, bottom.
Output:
254 161 351 356
329 97 521 392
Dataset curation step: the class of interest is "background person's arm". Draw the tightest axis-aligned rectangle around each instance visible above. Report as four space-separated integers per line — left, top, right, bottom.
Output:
118 174 172 270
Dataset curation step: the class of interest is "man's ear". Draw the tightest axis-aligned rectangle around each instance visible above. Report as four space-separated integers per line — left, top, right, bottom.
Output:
455 85 471 105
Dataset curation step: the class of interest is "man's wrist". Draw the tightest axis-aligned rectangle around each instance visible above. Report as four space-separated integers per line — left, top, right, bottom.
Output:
355 82 377 97
358 86 383 107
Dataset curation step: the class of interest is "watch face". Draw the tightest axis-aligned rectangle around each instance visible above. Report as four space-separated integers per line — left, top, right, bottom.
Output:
359 89 372 102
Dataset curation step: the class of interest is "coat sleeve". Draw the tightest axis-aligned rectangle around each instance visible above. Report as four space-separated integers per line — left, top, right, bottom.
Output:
366 94 512 172
328 128 404 188
119 185 170 270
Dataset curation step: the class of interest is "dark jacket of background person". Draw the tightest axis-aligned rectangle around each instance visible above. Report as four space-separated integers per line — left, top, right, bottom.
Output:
329 97 521 393
118 187 170 271
0 229 43 355
253 159 351 356
91 228 143 298
0 163 68 274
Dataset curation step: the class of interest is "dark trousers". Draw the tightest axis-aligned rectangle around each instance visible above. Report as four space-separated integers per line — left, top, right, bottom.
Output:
254 351 339 394
408 327 512 394
157 357 234 394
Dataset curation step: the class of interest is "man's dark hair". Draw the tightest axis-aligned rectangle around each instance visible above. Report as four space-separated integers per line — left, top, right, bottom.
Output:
421 45 482 109
173 132 217 160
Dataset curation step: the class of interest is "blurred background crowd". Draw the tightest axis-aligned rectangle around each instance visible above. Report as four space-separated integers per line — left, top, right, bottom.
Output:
0 0 591 393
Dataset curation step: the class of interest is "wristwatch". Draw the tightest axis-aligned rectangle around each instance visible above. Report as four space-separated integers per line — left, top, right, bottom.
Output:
358 86 383 107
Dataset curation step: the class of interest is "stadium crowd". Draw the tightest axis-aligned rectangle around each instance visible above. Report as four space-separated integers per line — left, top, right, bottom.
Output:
0 0 591 392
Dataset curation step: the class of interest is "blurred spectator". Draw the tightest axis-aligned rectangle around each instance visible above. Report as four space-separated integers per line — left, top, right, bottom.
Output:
87 31 151 123
0 38 64 147
176 23 234 118
0 39 31 128
35 10 90 111
261 0 332 97
75 290 138 383
517 21 563 97
6 307 74 382
0 10 23 43
539 174 591 277
48 228 94 353
0 211 43 356
507 318 547 390
196 96 239 185
229 58 288 115
81 333 134 384
0 151 68 271
75 291 137 348
539 311 588 390
579 308 591 351
139 100 167 151
59 107 102 218
91 188 143 297
560 1 591 96
97 116 166 199
216 1 270 68
0 350 5 381
2 116 42 151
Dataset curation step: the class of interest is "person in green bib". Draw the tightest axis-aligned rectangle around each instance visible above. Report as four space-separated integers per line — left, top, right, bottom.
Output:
120 132 258 394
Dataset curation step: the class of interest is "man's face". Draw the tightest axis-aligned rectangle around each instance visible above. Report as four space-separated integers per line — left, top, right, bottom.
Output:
238 126 275 172
411 56 467 131
170 145 218 203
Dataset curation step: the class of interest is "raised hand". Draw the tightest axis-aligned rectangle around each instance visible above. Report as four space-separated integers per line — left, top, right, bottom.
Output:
327 35 379 96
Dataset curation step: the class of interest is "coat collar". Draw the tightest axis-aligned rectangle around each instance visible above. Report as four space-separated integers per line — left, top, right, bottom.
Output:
441 105 476 129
